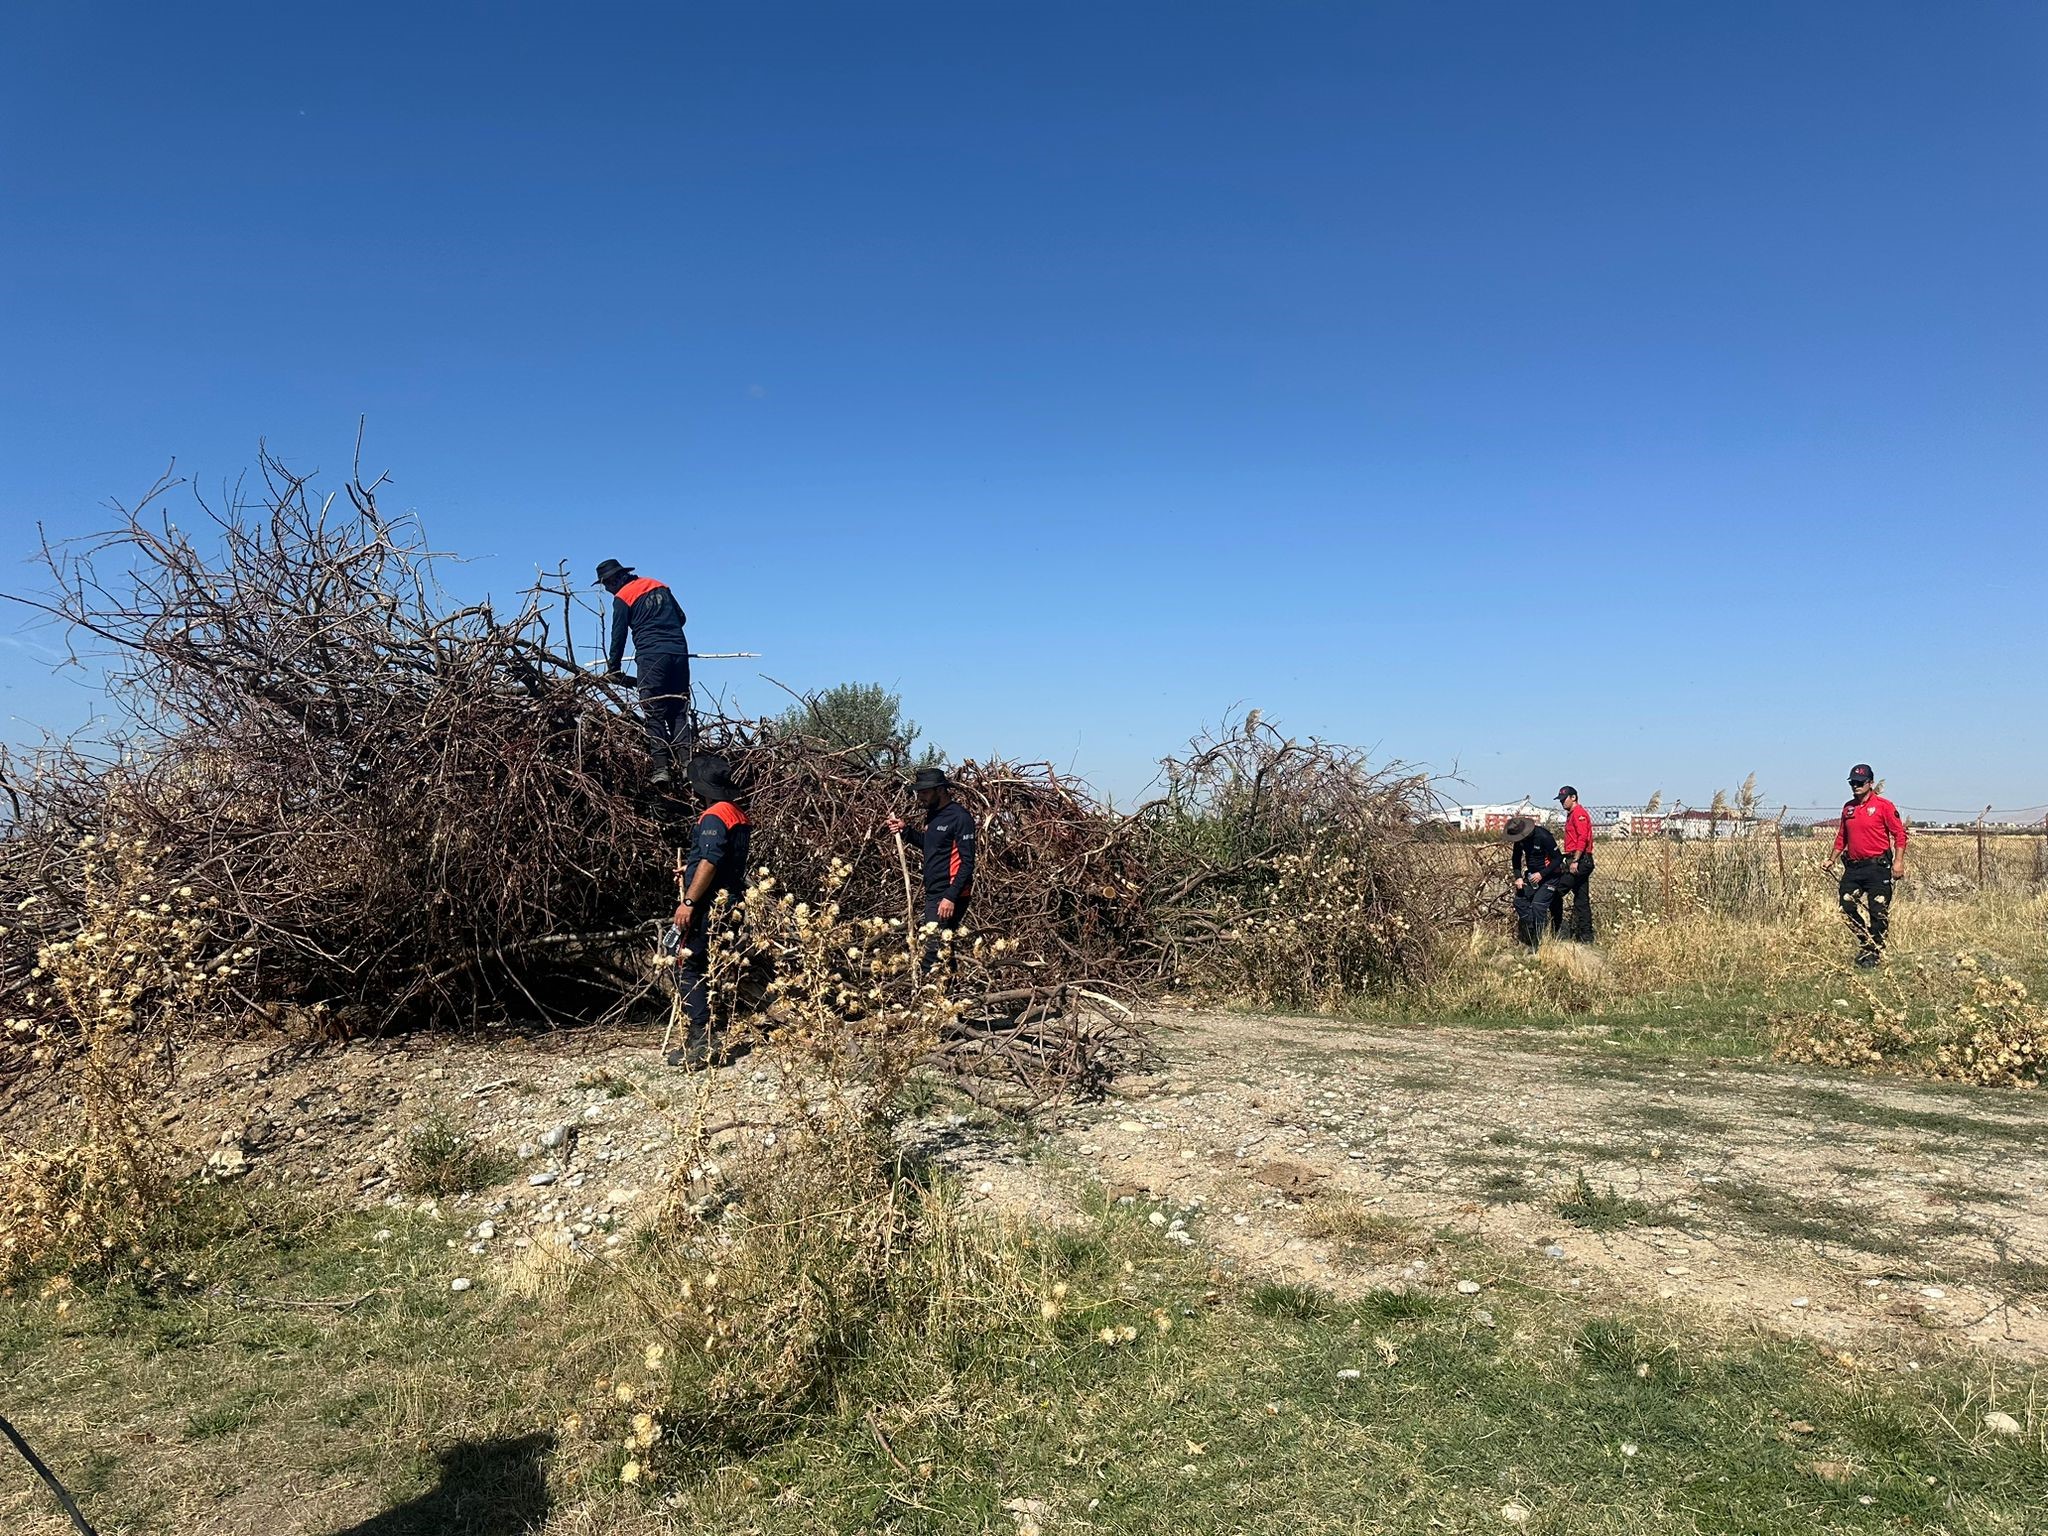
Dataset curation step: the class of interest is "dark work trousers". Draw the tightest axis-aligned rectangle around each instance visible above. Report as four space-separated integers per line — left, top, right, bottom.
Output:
1513 877 1556 949
677 913 713 1045
635 652 696 773
677 911 743 1049
920 895 970 978
1839 857 1895 959
1549 855 1596 942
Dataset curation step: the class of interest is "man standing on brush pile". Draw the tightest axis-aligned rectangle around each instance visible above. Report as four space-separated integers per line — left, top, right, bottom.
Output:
1503 812 1561 951
596 557 693 786
668 752 751 1066
888 767 976 977
1549 785 1596 943
1830 763 1908 968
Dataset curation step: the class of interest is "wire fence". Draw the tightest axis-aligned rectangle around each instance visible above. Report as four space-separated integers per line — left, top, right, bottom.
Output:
1431 805 2048 923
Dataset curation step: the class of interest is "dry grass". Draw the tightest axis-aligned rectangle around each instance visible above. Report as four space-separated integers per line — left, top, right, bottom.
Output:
1 831 227 1284
1413 870 2045 1056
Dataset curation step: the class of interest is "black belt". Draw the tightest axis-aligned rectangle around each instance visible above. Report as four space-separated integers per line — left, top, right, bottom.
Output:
1844 855 1891 866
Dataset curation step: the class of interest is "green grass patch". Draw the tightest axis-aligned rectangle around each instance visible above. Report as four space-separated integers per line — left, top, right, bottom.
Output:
395 1113 518 1198
1556 1171 1650 1231
4 1187 2046 1534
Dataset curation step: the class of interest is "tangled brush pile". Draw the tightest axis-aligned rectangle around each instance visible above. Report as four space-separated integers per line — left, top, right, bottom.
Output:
0 450 1475 1068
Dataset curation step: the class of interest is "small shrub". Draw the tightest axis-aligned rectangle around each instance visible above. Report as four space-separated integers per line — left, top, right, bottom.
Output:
396 1117 513 1198
2 833 225 1284
1556 1171 1647 1231
588 851 1033 1484
1774 952 2048 1087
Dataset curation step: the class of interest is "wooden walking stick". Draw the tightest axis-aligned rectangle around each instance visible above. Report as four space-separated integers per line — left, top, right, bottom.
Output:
659 849 686 1058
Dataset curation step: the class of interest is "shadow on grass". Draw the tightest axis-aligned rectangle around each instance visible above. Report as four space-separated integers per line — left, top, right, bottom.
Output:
325 1433 553 1536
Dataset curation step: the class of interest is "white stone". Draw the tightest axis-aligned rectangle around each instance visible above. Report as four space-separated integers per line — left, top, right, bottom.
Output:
1984 1411 2023 1436
450 1277 472 1292
1456 1280 1482 1295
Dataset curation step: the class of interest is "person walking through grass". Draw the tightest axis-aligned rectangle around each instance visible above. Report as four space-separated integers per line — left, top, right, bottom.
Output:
1503 813 1561 951
1549 785 1596 943
1828 763 1907 968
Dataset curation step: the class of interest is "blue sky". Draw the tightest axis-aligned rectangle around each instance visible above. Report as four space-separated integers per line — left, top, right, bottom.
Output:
3 2 2043 815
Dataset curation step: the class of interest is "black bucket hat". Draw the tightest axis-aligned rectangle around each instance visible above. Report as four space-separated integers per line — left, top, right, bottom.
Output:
1500 814 1539 841
689 752 742 806
593 558 634 586
908 767 950 794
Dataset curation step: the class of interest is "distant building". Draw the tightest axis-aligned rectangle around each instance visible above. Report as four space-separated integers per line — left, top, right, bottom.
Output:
1665 808 1771 840
1444 801 1559 833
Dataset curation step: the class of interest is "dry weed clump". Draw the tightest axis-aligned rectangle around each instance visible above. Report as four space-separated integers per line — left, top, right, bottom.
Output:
1774 952 2048 1087
1216 849 1430 1008
585 854 1008 1474
1 833 225 1283
1145 716 1470 1006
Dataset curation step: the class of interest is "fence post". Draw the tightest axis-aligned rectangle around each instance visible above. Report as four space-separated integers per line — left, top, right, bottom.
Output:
1976 805 1990 890
1660 835 1673 919
1773 806 1787 906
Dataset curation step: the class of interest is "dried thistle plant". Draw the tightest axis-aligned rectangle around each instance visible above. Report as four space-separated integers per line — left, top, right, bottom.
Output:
2 831 227 1283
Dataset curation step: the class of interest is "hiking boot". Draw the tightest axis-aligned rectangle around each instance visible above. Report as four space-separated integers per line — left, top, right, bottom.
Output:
649 764 674 788
1855 951 1881 969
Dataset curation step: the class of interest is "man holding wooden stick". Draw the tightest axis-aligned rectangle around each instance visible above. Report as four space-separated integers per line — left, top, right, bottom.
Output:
888 767 977 977
666 752 751 1065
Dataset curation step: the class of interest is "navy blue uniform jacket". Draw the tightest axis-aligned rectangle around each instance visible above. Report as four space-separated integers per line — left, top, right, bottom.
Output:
901 801 976 905
684 803 751 920
607 577 690 673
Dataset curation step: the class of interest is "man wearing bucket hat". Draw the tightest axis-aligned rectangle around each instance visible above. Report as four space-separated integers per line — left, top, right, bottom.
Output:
595 557 693 787
1548 786 1596 943
1828 763 1908 968
887 767 977 975
667 752 751 1065
1502 811 1562 951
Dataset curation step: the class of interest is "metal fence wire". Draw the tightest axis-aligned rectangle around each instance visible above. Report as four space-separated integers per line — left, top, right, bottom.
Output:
1431 805 2048 923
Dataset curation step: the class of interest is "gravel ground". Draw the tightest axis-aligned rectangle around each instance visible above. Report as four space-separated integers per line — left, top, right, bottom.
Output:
92 1006 2048 1360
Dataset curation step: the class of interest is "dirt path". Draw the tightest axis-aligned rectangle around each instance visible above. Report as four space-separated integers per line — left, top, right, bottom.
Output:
103 1008 2048 1361
978 1012 2048 1361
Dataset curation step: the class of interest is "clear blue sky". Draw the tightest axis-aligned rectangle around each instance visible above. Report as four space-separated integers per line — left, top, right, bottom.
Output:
4 2 2044 815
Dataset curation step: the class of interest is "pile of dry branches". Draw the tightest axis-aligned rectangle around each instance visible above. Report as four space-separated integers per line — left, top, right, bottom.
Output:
1 452 1474 1102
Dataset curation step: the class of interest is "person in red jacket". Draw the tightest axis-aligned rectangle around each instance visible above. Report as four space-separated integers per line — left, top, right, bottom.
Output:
1829 763 1908 967
1549 785 1596 942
